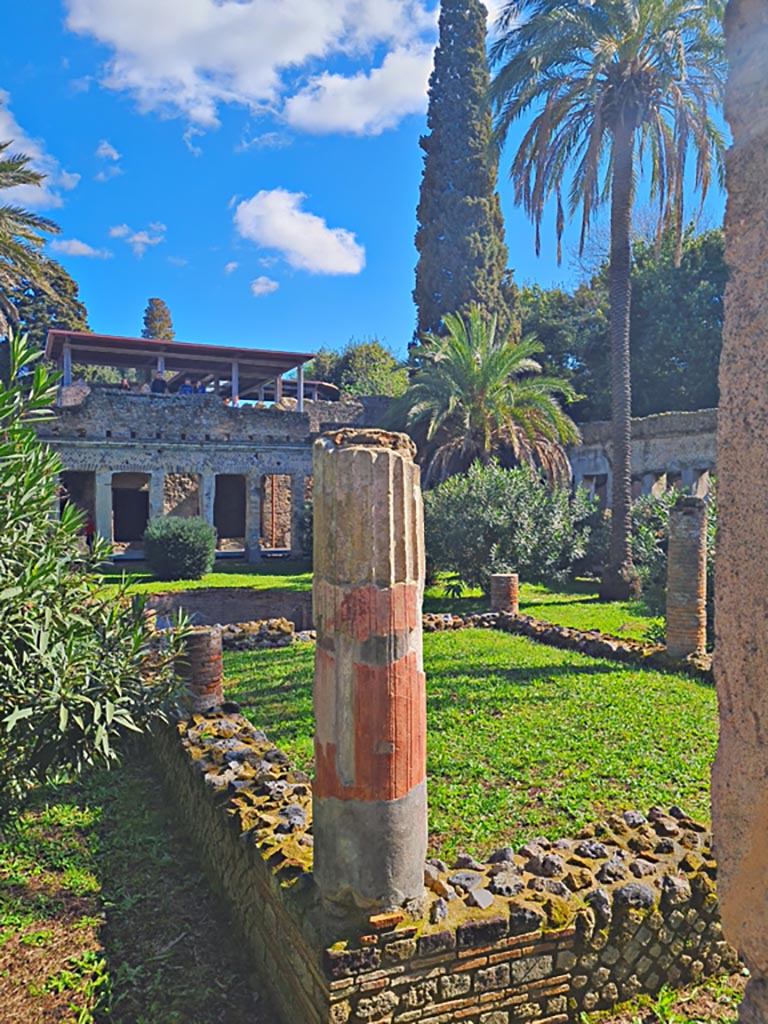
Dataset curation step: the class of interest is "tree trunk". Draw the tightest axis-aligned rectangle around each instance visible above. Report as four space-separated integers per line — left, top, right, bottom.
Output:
600 119 641 601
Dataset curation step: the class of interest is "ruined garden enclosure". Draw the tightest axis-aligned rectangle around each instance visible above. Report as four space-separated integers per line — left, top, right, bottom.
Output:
150 428 739 1024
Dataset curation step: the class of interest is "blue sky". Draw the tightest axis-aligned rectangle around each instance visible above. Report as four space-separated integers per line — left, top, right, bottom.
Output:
1 1 726 360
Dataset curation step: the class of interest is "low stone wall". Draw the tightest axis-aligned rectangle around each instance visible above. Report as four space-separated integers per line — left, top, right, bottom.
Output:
152 708 736 1024
147 587 313 629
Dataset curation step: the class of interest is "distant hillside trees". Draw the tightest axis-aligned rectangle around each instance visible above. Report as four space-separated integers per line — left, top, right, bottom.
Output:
413 0 513 341
306 338 408 397
142 297 175 340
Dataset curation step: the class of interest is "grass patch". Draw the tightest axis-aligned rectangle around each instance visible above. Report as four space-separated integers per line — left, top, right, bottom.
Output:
224 628 715 861
99 558 312 595
423 578 661 640
0 757 271 1024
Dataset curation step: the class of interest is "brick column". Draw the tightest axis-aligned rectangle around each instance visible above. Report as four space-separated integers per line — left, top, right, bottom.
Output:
712 5 768 1021
177 627 224 712
149 470 165 521
665 497 707 659
201 470 216 528
312 428 427 910
490 573 519 614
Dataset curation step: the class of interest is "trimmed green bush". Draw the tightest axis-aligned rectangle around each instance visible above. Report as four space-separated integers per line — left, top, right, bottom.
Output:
423 461 596 591
144 517 216 581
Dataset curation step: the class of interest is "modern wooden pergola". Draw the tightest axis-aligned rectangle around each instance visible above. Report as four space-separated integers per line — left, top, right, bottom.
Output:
45 330 317 409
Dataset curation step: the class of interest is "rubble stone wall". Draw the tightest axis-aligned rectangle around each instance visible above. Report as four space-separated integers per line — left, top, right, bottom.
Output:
153 708 736 1024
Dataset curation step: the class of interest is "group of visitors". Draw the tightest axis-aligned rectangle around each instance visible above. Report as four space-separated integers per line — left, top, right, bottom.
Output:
119 372 209 396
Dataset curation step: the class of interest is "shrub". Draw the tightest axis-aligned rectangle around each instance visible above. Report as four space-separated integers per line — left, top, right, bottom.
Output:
423 461 596 591
143 516 216 581
0 333 187 819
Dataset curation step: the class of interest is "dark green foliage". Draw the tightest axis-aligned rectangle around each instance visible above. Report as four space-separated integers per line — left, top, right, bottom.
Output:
8 260 89 353
392 305 579 486
143 517 216 581
519 226 726 421
305 338 407 397
413 0 513 340
0 333 185 818
423 461 596 590
141 297 175 340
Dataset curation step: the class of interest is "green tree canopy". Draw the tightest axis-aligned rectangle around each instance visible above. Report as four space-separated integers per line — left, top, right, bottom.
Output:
8 259 89 352
491 0 726 599
519 225 726 420
392 304 580 487
304 338 408 397
141 297 175 340
0 140 61 335
413 0 513 341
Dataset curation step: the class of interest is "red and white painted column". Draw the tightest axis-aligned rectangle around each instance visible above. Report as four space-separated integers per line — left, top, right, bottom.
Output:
312 429 427 909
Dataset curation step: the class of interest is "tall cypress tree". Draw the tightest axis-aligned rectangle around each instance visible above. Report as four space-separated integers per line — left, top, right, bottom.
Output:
413 0 512 341
141 297 175 340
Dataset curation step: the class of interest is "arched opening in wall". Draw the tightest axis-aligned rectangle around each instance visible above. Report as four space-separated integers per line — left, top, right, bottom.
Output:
164 473 201 517
260 474 292 551
112 473 150 549
59 471 95 519
214 474 246 551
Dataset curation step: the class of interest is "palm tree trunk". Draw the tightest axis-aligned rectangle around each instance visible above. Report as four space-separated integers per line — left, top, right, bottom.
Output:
600 119 640 601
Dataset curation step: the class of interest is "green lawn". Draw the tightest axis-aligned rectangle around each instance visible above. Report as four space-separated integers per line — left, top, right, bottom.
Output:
224 628 715 861
0 758 266 1024
424 578 660 640
99 558 312 594
102 562 661 641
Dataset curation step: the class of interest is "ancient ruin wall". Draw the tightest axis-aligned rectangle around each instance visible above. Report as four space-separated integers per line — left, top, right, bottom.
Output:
153 708 736 1024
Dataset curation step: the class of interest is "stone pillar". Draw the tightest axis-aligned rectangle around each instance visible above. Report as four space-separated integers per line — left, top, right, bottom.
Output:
712 5 768 1021
490 573 519 614
177 627 224 712
201 470 216 527
291 472 307 559
245 471 262 562
665 497 707 660
149 471 165 521
94 468 112 542
312 428 427 911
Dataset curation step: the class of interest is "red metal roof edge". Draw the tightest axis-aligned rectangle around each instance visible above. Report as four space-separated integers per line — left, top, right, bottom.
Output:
45 329 315 364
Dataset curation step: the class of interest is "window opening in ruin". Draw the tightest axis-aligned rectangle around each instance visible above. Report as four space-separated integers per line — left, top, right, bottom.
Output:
213 474 246 551
260 474 292 551
111 472 150 546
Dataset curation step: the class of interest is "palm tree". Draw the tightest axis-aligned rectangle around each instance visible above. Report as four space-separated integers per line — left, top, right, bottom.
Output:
490 0 726 599
393 304 580 487
0 141 60 335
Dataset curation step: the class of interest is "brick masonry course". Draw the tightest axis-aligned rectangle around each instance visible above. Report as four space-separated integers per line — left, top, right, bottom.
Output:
151 707 737 1024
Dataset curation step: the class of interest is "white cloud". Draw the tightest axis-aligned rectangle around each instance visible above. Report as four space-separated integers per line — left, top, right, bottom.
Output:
167 255 188 266
251 275 279 297
64 0 438 134
109 221 166 256
183 125 204 155
0 90 80 208
234 189 365 275
95 165 123 182
224 261 239 274
96 139 121 160
284 44 432 135
50 238 112 258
